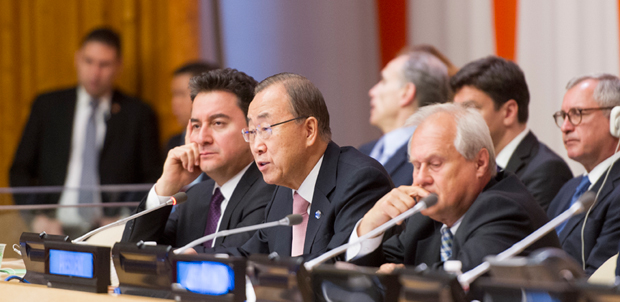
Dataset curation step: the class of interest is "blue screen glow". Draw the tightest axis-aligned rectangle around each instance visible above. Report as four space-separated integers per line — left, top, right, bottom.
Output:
176 261 234 295
49 249 94 278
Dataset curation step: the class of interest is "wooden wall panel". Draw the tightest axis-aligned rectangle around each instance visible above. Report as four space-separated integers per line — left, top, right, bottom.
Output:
0 0 202 196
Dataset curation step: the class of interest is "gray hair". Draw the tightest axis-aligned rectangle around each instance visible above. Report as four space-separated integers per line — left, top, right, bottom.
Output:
405 103 497 176
566 74 620 116
401 51 451 107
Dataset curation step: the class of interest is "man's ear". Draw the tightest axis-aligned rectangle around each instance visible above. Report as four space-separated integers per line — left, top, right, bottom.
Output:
475 148 490 178
400 82 416 107
305 117 319 146
502 99 520 126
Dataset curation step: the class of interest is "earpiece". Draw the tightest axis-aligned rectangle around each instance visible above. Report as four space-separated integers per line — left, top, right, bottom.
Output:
609 106 620 138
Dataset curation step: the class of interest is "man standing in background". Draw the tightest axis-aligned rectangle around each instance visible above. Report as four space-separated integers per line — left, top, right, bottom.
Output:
359 51 450 187
10 27 161 237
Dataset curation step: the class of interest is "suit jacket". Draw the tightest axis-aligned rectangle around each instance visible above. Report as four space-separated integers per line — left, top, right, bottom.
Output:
547 161 620 275
505 131 573 211
10 87 162 207
122 162 276 250
222 141 394 260
354 171 561 272
359 139 413 187
165 132 185 153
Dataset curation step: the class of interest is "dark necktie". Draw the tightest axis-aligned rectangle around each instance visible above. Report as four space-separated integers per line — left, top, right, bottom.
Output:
203 188 224 248
556 176 591 235
78 98 101 222
440 226 454 262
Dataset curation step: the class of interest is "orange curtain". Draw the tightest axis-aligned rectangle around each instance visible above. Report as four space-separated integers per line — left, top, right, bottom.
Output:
376 0 407 68
0 0 202 198
493 0 518 61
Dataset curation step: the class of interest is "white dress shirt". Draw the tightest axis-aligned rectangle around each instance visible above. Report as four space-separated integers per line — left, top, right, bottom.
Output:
495 128 530 169
57 87 111 227
583 151 620 189
292 156 324 215
147 163 252 247
369 126 417 165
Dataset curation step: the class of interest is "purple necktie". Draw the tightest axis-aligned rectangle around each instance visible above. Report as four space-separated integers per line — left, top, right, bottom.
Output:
203 188 224 248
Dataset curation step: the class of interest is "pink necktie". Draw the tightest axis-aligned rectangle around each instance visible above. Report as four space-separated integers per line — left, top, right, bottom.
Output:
291 192 309 257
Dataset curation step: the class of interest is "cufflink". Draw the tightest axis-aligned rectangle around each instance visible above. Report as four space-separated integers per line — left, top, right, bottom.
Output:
315 210 322 219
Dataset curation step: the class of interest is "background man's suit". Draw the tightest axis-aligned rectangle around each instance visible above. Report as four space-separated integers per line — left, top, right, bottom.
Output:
547 162 620 275
359 140 412 187
224 142 393 260
353 171 561 272
122 163 275 250
10 87 162 210
505 131 572 211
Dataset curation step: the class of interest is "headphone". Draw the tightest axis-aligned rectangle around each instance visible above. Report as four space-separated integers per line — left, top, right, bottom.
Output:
609 106 620 137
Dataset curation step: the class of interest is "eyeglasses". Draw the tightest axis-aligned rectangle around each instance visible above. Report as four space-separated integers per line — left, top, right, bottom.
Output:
242 116 308 142
552 107 615 127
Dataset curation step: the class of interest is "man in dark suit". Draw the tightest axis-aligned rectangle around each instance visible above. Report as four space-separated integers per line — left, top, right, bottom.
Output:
10 28 161 236
548 74 620 275
203 73 392 260
452 56 572 210
359 51 450 187
123 68 276 250
347 103 560 275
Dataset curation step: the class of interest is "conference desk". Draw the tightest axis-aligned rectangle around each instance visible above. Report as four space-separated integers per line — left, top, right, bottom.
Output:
0 258 172 301
0 282 172 301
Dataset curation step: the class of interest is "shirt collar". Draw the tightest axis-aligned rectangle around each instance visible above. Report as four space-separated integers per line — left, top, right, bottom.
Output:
292 155 324 205
380 126 417 159
213 163 252 200
77 86 112 114
495 128 530 168
444 215 464 235
584 152 620 188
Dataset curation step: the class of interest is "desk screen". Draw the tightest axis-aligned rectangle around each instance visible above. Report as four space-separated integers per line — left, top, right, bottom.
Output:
49 249 94 278
176 261 234 295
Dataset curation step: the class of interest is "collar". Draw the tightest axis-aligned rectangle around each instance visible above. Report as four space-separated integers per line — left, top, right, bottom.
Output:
213 163 252 200
379 126 417 159
584 152 620 189
292 155 325 205
77 86 112 114
496 128 530 169
443 215 464 235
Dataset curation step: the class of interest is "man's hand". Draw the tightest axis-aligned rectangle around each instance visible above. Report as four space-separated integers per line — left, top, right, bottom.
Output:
155 121 202 196
357 185 430 236
31 214 63 235
377 263 405 274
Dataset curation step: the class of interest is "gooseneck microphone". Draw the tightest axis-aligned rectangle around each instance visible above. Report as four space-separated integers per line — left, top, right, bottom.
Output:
72 192 188 243
174 214 304 254
457 191 597 288
304 193 439 271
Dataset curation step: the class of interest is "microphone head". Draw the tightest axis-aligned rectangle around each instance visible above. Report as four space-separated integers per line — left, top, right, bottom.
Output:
421 193 439 208
576 191 596 211
170 192 188 206
285 214 304 226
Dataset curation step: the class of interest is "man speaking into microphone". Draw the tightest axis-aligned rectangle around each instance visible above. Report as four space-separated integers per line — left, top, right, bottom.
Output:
347 103 560 273
122 68 276 251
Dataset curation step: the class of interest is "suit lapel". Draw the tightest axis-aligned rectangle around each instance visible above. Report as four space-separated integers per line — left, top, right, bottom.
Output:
559 163 620 242
56 90 78 176
505 131 538 176
415 225 441 266
188 181 215 241
383 143 409 175
101 91 123 158
304 142 339 254
215 163 259 245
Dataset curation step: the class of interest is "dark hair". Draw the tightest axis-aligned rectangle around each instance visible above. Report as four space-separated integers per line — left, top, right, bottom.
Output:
174 61 220 77
255 73 331 141
450 56 530 123
81 27 122 58
189 68 258 116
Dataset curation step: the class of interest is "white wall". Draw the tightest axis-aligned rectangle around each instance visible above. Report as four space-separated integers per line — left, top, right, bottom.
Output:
215 0 383 147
